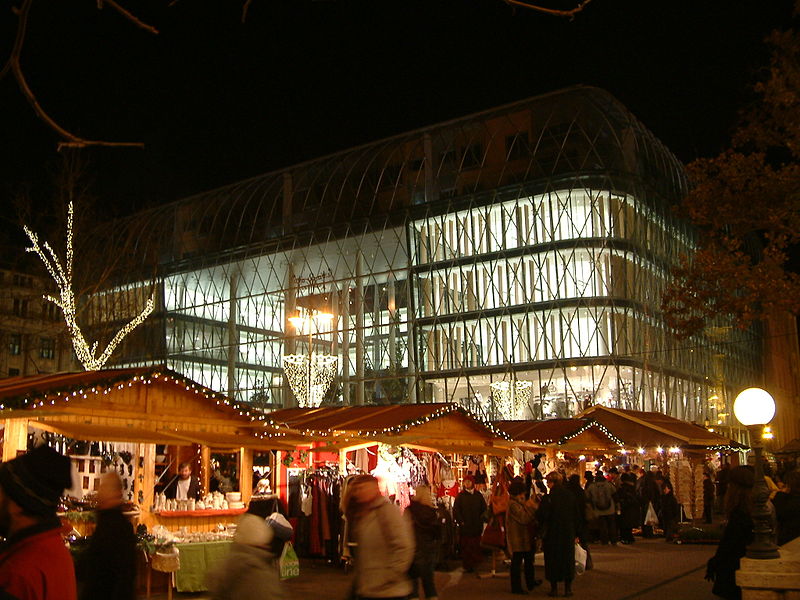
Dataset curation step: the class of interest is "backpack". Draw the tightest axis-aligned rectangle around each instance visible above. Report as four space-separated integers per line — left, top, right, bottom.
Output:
593 483 612 511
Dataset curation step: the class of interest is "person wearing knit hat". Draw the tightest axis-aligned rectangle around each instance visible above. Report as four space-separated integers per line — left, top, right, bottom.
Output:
453 472 487 573
0 444 77 600
207 512 289 600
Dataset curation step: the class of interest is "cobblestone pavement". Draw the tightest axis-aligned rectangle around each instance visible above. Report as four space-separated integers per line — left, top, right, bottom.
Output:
154 538 718 600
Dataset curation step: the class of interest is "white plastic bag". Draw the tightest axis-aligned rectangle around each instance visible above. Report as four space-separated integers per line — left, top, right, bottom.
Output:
645 501 659 527
574 543 587 575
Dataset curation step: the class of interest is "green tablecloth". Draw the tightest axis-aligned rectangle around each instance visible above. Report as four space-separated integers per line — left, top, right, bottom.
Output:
174 541 232 592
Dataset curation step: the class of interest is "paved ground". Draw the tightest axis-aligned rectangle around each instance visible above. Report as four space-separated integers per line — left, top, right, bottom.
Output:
151 538 719 600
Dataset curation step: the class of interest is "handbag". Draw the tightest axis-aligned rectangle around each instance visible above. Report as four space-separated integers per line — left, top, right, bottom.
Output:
480 515 506 549
574 543 588 575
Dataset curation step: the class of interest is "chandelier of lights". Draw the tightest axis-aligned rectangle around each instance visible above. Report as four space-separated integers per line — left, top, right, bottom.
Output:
490 379 533 420
282 354 338 408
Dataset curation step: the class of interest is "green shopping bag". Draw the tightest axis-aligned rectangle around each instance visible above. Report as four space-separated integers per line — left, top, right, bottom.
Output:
279 542 300 579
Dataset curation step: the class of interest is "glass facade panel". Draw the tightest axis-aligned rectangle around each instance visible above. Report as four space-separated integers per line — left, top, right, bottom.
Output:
89 87 760 432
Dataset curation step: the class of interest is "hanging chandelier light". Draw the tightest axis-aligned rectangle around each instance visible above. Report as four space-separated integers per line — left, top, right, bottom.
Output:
490 379 533 420
282 354 338 408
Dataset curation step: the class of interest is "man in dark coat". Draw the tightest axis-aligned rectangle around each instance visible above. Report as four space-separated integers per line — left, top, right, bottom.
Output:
163 461 203 500
616 473 639 544
0 444 78 600
453 474 486 573
537 471 580 598
637 471 661 538
78 472 137 600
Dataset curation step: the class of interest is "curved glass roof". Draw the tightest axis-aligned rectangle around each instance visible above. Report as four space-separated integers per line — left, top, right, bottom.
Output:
98 85 687 277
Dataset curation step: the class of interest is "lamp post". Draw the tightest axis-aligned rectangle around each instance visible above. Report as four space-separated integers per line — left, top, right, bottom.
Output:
733 387 779 560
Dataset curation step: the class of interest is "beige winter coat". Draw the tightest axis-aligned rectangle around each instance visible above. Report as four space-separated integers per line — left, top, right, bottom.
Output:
353 496 415 598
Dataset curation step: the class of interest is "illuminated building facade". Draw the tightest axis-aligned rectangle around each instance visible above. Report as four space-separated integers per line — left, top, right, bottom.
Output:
96 86 761 428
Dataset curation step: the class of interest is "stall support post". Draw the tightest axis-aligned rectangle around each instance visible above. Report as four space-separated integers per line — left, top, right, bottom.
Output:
240 447 253 505
135 443 157 515
200 446 211 494
2 418 27 461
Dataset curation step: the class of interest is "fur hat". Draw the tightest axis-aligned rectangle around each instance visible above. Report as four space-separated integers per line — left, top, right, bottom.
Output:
235 513 274 547
413 485 434 507
0 445 72 517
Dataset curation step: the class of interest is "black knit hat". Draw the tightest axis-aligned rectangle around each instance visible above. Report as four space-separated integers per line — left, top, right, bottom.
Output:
0 445 72 517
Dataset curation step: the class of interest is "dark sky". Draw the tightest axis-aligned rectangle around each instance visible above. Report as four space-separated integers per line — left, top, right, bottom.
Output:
0 0 796 229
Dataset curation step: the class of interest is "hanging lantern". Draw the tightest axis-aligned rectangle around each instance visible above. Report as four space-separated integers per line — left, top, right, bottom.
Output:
282 354 338 408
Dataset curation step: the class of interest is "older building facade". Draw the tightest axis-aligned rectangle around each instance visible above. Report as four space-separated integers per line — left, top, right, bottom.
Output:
93 86 761 432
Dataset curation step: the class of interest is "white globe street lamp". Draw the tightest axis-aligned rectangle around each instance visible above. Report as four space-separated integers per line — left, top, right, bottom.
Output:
733 387 779 560
733 387 776 427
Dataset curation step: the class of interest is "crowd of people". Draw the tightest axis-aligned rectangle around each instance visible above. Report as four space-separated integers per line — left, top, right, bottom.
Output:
1 443 798 600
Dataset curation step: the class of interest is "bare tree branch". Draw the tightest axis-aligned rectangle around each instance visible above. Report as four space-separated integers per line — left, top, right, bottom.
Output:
503 0 593 18
242 0 253 24
1 0 149 149
98 0 160 35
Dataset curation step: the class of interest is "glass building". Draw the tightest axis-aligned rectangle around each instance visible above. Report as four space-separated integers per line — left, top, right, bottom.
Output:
92 86 761 428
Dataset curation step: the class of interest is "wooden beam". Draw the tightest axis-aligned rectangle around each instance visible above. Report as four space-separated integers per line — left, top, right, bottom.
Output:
239 447 253 505
201 446 211 495
2 418 27 461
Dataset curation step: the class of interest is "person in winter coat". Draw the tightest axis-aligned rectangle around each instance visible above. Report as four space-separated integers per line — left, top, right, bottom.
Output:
565 475 588 549
660 483 680 542
0 444 77 600
453 474 486 573
408 485 441 600
773 469 800 546
207 510 293 600
537 471 580 598
345 474 415 600
585 472 617 544
78 472 137 600
637 471 662 538
616 473 639 544
703 472 715 524
705 467 754 600
506 478 541 595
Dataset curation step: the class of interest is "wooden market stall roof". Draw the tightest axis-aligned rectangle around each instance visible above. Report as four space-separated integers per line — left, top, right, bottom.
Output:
578 405 747 452
494 418 625 451
261 403 514 455
0 367 302 453
775 438 800 455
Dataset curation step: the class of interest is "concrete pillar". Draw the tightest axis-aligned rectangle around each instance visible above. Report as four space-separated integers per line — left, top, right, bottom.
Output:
284 264 297 408
355 252 365 405
342 285 351 405
227 271 239 399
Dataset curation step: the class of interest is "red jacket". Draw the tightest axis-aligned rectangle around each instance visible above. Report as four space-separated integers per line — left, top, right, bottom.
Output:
0 523 77 600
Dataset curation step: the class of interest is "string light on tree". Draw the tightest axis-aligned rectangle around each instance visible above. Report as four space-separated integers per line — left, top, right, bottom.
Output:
23 201 155 371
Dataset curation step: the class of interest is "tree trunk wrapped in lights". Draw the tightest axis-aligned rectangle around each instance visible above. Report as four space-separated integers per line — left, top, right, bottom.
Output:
23 201 155 371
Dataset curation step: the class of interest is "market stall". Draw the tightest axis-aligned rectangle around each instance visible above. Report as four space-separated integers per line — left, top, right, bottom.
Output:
0 367 302 533
258 403 514 562
577 405 748 521
495 417 625 477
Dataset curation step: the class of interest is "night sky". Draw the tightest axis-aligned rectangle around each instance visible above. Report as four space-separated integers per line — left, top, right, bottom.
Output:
1 0 796 235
